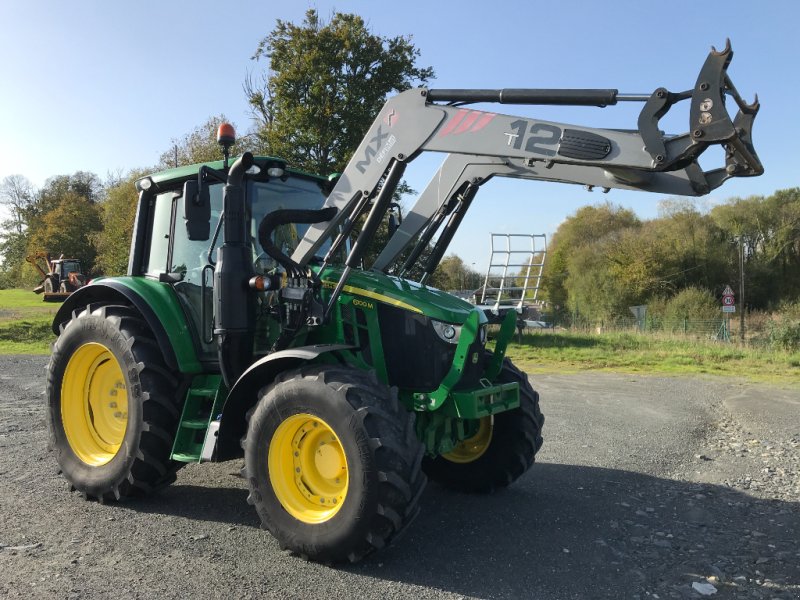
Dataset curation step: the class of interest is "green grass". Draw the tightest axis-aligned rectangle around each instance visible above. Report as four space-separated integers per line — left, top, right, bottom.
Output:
0 289 58 354
503 331 800 386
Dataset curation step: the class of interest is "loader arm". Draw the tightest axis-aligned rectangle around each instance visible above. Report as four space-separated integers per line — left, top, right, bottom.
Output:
291 41 761 305
25 251 53 280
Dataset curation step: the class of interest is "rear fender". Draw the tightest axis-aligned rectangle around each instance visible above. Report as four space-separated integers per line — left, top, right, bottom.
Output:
215 344 356 461
52 279 202 373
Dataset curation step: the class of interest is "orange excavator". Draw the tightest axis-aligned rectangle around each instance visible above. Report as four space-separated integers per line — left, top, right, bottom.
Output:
26 252 86 302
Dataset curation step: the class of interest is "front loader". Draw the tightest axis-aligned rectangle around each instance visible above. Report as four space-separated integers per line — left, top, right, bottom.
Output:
46 42 762 563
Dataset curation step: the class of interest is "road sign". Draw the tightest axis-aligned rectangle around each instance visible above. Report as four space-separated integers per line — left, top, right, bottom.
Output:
722 285 735 297
722 305 736 313
722 295 735 306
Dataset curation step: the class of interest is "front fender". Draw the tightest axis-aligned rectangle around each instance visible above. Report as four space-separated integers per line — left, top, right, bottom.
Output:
215 344 356 461
52 277 202 373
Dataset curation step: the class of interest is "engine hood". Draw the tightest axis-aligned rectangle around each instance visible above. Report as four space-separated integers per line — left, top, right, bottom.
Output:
319 267 483 325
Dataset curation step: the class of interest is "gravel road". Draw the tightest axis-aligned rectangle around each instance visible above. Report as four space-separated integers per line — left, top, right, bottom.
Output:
0 355 797 599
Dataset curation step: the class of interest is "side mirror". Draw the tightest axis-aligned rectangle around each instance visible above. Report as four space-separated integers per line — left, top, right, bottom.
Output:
183 179 210 241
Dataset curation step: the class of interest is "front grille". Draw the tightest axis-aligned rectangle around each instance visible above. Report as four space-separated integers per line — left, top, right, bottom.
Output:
378 304 484 392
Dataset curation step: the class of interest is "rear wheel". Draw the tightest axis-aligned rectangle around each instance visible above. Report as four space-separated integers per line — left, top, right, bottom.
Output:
423 358 544 493
242 365 426 563
47 304 184 501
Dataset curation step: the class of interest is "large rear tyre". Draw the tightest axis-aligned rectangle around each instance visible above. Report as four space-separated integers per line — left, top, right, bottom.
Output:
46 304 184 501
242 365 426 563
423 358 544 493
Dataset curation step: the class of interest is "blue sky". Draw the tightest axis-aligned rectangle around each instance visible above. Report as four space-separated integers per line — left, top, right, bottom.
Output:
0 0 796 271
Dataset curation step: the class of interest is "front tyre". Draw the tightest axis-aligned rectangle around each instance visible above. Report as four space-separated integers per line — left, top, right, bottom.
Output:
47 304 184 501
243 365 426 563
423 358 544 493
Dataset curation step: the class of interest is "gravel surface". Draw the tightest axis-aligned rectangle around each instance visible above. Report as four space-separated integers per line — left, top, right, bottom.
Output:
0 356 797 599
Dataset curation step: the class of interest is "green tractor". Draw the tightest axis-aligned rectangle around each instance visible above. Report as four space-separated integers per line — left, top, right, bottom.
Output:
47 43 761 563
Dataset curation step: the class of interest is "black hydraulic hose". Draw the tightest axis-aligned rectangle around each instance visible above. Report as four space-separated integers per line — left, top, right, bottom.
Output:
399 194 460 275
346 159 405 269
322 192 371 265
422 183 479 278
257 207 338 279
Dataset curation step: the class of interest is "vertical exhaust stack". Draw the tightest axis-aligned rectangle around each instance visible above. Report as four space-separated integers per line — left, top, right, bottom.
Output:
214 137 256 387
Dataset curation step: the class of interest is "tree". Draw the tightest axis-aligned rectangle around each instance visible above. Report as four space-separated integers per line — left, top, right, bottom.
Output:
245 9 434 174
711 189 800 309
428 254 480 291
13 172 105 284
543 203 640 320
158 115 258 169
0 175 36 286
27 192 102 275
93 171 146 275
0 175 35 236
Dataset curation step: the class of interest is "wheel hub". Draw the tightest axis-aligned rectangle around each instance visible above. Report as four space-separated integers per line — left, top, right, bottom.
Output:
61 342 128 466
443 415 494 463
269 413 349 523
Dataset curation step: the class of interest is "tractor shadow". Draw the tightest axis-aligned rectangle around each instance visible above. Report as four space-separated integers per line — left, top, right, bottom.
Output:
350 462 800 599
132 463 258 528
126 461 799 598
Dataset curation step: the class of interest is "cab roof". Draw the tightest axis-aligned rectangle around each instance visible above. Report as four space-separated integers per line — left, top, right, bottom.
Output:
144 156 331 188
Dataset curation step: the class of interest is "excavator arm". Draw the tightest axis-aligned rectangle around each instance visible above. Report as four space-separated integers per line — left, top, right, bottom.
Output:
291 41 762 308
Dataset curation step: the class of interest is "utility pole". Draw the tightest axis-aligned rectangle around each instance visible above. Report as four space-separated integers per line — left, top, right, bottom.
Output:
739 235 745 343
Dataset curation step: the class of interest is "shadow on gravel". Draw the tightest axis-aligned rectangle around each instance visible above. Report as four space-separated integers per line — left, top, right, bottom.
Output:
118 462 798 599
133 485 257 528
356 462 799 599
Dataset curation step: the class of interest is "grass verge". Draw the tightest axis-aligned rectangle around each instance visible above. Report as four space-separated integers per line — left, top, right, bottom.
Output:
504 331 800 386
0 289 58 354
0 317 54 354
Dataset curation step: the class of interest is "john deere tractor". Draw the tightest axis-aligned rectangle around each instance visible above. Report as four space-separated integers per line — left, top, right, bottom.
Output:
47 42 761 563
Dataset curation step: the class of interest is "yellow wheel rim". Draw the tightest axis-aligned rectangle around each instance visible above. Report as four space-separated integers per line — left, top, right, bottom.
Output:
61 342 128 466
268 413 348 524
443 416 493 463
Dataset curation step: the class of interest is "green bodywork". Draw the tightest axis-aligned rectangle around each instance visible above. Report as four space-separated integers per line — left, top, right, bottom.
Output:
164 265 520 461
68 276 203 373
103 160 523 463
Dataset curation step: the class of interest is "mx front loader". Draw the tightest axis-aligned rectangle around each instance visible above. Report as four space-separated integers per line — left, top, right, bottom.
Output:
46 42 761 563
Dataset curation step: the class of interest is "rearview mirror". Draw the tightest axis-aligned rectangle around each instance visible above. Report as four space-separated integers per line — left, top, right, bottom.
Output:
183 179 210 241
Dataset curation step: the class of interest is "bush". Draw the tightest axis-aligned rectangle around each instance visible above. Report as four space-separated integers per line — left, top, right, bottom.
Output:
767 317 800 351
664 286 720 322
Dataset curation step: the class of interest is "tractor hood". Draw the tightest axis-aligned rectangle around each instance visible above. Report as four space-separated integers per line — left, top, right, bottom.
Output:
319 267 483 325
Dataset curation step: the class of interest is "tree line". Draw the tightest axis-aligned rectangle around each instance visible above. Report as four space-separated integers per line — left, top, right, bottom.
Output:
543 191 800 323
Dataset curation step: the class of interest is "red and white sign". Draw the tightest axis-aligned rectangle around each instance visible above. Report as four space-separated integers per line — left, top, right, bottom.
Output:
722 295 735 306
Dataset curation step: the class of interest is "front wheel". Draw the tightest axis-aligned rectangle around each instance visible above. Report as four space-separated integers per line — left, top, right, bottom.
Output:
242 365 426 563
46 304 184 501
423 358 544 493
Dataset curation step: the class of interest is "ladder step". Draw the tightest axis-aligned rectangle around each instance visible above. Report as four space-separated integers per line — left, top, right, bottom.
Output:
180 419 209 430
172 452 201 463
187 388 217 397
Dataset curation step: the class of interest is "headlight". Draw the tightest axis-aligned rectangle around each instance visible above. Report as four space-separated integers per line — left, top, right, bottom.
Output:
432 320 461 344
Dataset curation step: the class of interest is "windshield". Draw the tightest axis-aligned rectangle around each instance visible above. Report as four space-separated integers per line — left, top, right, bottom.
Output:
167 173 332 360
60 261 80 274
249 177 331 272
